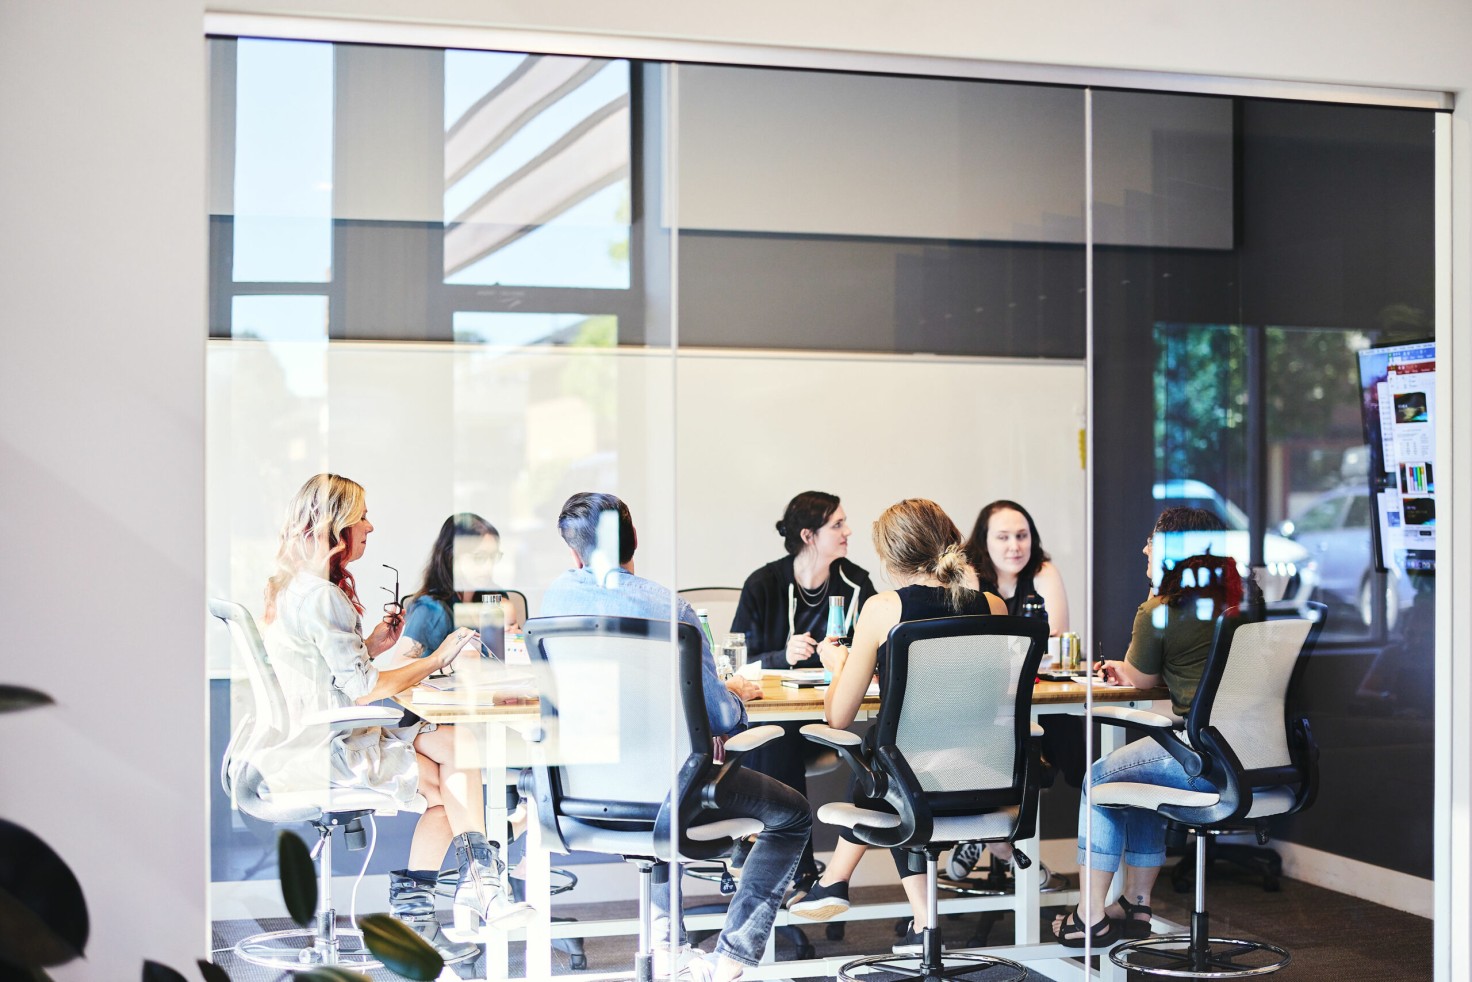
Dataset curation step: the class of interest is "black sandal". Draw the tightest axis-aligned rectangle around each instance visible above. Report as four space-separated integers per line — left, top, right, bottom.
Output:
1116 896 1154 939
1055 908 1121 949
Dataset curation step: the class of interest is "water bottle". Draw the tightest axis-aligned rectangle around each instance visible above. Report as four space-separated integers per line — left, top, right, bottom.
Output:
697 609 716 650
826 595 846 641
1020 592 1049 633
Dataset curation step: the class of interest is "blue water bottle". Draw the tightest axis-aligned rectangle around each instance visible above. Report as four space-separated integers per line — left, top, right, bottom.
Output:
826 595 846 641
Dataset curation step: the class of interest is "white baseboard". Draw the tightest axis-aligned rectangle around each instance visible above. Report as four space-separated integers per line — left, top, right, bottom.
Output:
1034 836 1431 919
1269 841 1432 917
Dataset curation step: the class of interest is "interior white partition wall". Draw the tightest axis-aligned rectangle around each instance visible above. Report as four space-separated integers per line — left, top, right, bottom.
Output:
205 343 1088 671
5 1 1471 979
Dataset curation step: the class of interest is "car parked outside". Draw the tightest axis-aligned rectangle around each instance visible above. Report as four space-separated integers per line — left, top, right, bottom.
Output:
1279 484 1414 629
1150 479 1318 604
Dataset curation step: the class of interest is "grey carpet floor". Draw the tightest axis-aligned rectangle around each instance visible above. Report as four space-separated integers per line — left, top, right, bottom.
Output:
210 868 1432 982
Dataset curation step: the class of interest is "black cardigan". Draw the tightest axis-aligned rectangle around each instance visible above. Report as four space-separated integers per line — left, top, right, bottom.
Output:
731 556 877 670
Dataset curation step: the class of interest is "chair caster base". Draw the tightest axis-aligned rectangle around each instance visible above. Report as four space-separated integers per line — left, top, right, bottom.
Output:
234 927 382 972
1109 935 1291 978
837 951 1027 982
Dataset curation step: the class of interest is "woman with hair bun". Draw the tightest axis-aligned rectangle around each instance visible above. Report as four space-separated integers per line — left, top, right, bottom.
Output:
788 499 1004 941
731 491 876 895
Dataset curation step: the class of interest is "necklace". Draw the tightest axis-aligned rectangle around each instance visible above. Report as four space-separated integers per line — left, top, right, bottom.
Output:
795 576 829 606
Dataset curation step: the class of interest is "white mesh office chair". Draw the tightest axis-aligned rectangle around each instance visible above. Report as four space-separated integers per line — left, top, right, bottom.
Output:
802 614 1047 982
212 598 419 971
1094 601 1326 978
522 615 783 982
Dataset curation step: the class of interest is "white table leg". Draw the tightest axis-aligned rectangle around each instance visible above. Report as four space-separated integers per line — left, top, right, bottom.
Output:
524 787 553 981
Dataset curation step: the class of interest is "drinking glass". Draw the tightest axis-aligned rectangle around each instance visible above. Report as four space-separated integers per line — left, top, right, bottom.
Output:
721 633 748 679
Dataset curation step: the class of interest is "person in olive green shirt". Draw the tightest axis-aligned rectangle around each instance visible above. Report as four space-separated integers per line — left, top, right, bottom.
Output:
1050 507 1245 947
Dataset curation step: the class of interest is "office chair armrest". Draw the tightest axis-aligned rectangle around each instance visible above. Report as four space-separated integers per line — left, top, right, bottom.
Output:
1094 705 1205 778
800 724 882 797
1092 705 1176 728
303 706 404 730
723 724 784 754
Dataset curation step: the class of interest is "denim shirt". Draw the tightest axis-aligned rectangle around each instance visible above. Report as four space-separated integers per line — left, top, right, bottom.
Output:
539 566 748 737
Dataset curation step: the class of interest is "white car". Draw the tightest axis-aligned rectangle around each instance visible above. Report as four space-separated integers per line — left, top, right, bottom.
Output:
1151 479 1318 604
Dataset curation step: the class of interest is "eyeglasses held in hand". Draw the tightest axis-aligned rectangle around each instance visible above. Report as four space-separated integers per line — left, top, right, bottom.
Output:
381 564 401 620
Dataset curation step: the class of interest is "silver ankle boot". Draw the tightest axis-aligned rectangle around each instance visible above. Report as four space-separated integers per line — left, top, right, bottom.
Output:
388 870 480 963
451 832 534 928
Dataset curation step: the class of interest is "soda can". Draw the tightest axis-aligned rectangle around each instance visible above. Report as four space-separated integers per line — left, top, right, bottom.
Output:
1061 632 1081 671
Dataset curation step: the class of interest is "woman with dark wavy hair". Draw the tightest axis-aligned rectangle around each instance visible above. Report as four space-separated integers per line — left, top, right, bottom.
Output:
962 499 1070 634
400 512 523 660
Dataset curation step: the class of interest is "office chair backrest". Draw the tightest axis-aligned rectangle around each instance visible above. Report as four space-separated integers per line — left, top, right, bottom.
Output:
677 587 742 640
1189 602 1325 780
210 597 288 748
526 616 708 814
210 597 324 823
877 615 1046 808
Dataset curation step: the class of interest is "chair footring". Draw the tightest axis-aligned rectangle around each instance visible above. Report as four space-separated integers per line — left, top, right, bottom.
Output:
838 951 1027 982
235 927 383 972
936 867 1065 897
1109 934 1290 979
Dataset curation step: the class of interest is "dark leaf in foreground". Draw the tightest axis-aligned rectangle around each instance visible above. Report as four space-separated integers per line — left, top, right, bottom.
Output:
142 961 189 982
195 959 232 982
0 819 88 967
277 830 317 927
358 913 445 981
0 686 54 714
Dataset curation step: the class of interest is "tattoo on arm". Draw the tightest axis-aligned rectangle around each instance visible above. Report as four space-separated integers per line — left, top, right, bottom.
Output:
404 640 424 659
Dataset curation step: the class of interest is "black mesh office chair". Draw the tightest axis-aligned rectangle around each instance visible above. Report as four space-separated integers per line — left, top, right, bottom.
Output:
212 598 420 971
802 614 1047 982
1094 601 1326 978
522 615 783 982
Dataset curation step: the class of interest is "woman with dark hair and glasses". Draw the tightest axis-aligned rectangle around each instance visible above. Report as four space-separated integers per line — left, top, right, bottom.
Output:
962 499 1070 633
730 491 876 896
261 477 530 961
400 512 524 661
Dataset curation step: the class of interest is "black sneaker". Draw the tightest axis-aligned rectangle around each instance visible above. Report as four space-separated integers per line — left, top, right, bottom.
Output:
787 879 850 920
892 921 946 954
946 842 984 880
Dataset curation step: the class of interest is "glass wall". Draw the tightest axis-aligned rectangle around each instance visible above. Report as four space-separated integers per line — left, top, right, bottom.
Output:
207 33 1439 981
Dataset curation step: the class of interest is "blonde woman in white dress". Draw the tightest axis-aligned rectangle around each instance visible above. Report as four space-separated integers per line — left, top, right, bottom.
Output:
261 474 530 957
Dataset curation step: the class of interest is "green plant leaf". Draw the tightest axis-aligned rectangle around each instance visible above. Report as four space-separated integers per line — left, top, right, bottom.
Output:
357 913 444 981
142 961 189 982
195 958 231 982
0 819 88 967
277 830 317 927
293 969 373 982
0 686 53 714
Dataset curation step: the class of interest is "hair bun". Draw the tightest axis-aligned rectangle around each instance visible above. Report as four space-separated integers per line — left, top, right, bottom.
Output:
935 545 966 582
775 521 788 537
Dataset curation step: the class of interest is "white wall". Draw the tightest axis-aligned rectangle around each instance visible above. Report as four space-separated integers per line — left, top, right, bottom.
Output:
8 0 1472 977
0 0 208 978
207 343 1086 674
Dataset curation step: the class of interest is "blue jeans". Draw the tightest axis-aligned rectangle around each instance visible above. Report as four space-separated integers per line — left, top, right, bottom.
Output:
1077 736 1219 873
654 767 810 967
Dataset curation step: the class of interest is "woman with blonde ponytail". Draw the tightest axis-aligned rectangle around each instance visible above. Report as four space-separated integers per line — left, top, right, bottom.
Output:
786 500 1004 939
261 474 531 959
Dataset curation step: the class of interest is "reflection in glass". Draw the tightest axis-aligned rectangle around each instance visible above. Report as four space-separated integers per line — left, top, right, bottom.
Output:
443 53 631 288
232 39 334 283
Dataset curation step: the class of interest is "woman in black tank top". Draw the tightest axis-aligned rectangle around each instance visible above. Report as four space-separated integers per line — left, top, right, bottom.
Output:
784 499 1004 936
